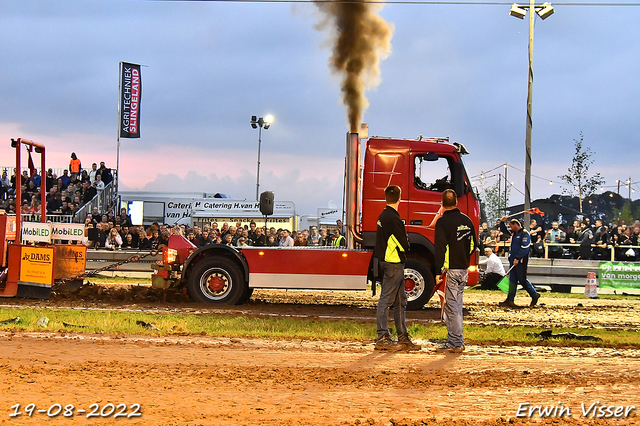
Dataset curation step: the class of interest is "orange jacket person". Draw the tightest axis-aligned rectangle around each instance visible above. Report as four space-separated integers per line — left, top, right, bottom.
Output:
69 152 82 179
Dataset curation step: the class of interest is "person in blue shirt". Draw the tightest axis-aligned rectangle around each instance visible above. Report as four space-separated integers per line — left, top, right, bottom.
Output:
499 217 540 308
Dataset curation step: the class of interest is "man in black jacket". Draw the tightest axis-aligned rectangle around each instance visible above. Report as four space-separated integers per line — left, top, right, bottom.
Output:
434 189 477 353
374 185 420 351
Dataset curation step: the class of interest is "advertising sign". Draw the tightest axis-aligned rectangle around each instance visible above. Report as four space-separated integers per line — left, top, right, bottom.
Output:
5 215 16 240
21 222 52 243
598 262 640 289
119 62 141 138
51 223 85 242
54 245 87 280
19 246 55 286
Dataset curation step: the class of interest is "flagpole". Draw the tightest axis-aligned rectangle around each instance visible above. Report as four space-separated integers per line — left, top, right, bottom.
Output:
116 61 122 199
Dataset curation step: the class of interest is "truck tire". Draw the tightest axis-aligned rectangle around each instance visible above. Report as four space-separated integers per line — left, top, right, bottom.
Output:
239 286 254 304
187 256 246 305
404 258 435 310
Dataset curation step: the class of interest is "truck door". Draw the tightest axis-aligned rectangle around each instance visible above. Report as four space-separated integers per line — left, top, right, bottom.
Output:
361 151 409 232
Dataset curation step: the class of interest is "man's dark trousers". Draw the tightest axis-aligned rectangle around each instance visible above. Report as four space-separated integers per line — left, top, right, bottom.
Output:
376 261 407 339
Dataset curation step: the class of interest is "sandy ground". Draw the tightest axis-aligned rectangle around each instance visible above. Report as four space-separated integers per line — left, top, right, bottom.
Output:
1 286 639 425
1 333 639 425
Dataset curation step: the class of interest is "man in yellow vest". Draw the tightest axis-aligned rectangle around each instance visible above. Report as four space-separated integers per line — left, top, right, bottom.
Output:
373 185 420 351
331 228 345 247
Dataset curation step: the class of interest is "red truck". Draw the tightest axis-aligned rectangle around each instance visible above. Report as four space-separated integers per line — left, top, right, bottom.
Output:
154 133 480 310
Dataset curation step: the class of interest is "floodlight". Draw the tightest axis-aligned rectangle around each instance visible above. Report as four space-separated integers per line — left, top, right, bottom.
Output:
264 115 273 129
251 115 258 129
510 4 527 19
537 2 555 20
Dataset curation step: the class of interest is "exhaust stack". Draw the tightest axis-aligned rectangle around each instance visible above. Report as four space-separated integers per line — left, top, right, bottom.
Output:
345 132 363 249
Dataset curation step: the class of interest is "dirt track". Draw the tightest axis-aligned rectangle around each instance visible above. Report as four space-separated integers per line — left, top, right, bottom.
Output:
7 284 640 330
1 333 639 425
1 287 640 424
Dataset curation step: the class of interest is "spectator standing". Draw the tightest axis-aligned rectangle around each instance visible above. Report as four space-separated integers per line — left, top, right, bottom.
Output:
593 224 610 260
248 221 258 243
318 228 330 246
81 180 96 205
89 163 98 185
331 228 346 247
499 217 540 308
157 229 170 249
544 221 566 259
89 223 106 249
567 220 582 259
45 169 56 191
253 227 267 246
119 208 132 227
60 170 71 188
99 162 113 185
373 185 418 351
478 222 490 251
138 229 152 250
279 229 294 247
529 219 544 258
69 153 82 179
307 226 321 246
578 221 594 260
434 189 477 353
121 233 138 249
228 227 239 245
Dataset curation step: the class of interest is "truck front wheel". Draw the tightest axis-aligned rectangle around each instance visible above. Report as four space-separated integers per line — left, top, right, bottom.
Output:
188 256 246 305
404 258 435 310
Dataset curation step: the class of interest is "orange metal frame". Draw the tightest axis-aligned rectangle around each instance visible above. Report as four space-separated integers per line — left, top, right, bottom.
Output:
0 139 49 297
12 137 47 238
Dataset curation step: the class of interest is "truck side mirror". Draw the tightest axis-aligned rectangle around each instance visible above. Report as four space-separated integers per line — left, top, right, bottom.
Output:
451 162 465 197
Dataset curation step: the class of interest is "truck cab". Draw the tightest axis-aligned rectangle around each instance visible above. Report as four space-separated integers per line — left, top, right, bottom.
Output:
360 136 480 309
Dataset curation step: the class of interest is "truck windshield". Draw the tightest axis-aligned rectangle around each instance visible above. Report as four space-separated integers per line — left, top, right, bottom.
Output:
414 155 453 192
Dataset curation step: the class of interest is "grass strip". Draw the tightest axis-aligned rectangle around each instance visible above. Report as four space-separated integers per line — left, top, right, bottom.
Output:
0 307 638 347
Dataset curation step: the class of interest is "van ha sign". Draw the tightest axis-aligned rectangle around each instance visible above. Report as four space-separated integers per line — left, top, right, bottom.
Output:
599 262 640 289
21 222 52 243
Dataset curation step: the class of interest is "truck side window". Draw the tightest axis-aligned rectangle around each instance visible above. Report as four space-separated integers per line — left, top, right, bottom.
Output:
414 155 453 192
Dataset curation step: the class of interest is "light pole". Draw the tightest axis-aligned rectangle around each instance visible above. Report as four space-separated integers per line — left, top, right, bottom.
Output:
509 1 554 226
251 115 273 200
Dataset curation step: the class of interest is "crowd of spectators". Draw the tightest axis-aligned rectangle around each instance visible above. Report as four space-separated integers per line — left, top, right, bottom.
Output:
0 153 113 219
479 217 640 261
82 216 349 251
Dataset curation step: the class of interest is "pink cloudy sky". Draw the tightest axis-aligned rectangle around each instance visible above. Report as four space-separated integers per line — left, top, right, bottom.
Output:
1 0 639 215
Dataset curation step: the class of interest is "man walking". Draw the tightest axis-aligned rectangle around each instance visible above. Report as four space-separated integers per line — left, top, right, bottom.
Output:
374 185 420 351
434 189 477 353
499 217 540 308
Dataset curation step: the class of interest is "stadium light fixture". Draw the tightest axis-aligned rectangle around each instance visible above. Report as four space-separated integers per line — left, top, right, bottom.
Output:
251 115 274 200
509 1 554 227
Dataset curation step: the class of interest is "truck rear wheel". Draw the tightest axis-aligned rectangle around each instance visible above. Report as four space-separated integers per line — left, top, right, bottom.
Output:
188 256 246 305
404 258 435 310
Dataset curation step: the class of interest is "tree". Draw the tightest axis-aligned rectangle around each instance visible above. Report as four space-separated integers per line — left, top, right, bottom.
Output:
558 132 605 213
479 178 510 225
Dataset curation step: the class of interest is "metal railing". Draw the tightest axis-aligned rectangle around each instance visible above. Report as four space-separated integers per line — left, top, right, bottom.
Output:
485 241 640 261
0 166 67 179
73 173 119 223
20 213 73 223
